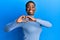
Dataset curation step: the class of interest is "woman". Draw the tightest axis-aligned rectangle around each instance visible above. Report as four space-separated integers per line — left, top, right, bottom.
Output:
5 1 52 40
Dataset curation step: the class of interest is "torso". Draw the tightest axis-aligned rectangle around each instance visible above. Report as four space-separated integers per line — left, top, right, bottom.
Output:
22 21 42 40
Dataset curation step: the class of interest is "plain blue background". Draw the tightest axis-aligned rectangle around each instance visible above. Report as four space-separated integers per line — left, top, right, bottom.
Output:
0 0 60 40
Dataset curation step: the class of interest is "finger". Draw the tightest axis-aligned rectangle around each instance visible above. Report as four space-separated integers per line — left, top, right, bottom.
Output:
22 15 25 18
26 16 31 18
23 16 26 19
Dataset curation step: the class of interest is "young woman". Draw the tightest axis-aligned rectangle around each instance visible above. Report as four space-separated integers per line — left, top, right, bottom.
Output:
5 1 52 40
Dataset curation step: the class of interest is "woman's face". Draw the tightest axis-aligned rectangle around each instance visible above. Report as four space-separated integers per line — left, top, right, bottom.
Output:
26 3 35 15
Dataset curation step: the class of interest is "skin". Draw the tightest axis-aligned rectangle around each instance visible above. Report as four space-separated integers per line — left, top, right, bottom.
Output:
17 3 36 23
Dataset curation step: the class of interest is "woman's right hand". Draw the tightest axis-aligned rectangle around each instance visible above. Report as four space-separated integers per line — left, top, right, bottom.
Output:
16 15 26 23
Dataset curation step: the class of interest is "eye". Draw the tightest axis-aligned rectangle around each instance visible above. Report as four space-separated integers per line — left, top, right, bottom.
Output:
27 6 30 8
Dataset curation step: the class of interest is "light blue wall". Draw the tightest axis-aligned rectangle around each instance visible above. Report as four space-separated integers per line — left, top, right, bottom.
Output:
0 0 60 40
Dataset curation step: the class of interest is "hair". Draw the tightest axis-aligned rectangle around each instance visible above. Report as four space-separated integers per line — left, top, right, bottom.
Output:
26 1 36 8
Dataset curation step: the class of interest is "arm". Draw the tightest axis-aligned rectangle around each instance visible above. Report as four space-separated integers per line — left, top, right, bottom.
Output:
36 19 52 27
5 20 24 32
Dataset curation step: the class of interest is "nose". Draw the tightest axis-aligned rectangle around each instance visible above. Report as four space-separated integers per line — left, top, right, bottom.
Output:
29 7 32 10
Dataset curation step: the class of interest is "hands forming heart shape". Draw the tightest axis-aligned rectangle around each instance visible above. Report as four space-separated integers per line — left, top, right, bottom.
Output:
16 15 36 23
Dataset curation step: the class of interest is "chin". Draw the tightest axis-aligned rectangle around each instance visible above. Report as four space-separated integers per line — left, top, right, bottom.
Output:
28 13 33 15
27 12 34 15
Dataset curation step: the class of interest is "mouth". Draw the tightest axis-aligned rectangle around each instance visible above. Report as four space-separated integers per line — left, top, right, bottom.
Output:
29 10 34 14
30 10 33 13
27 10 35 15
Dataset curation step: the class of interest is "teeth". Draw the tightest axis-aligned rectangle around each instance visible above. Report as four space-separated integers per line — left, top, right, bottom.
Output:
30 11 32 12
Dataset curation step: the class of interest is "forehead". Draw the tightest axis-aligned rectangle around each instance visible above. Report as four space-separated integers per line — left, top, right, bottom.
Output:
27 3 35 6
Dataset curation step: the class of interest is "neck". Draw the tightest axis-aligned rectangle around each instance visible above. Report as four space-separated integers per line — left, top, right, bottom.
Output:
28 15 34 18
26 14 34 17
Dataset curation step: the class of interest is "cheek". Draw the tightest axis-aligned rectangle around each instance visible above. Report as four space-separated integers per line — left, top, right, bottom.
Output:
33 8 35 12
27 8 29 11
